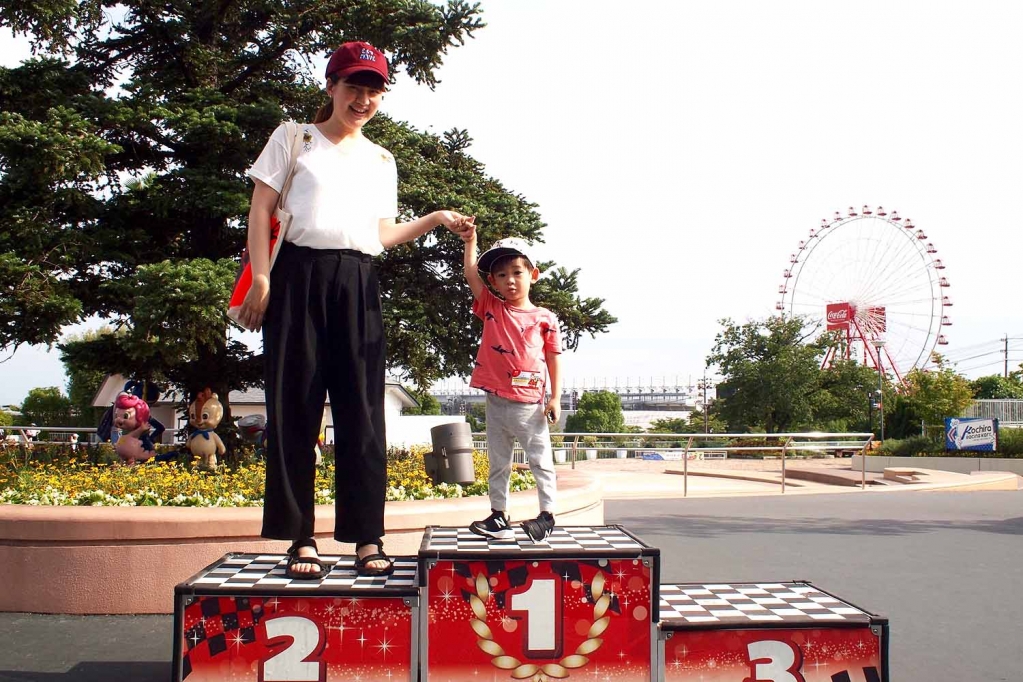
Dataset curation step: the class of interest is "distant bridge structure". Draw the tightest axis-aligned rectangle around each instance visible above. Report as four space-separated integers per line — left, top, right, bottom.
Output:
429 382 703 416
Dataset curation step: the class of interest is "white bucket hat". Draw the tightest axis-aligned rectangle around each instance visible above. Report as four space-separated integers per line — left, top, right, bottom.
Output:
477 237 535 273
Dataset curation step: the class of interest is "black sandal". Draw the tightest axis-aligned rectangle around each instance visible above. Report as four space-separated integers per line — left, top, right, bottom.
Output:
355 539 394 577
285 538 329 580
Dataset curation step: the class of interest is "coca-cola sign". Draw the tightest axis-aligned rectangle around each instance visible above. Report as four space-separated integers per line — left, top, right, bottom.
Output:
826 302 851 330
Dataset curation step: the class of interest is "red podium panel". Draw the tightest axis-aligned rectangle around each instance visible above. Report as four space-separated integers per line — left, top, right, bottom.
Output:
419 525 660 682
658 582 889 682
172 553 419 682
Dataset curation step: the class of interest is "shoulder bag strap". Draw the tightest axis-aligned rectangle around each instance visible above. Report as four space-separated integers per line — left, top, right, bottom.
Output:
276 121 305 209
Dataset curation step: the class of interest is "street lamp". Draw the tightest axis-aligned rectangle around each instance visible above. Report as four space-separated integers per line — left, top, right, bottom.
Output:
870 339 886 440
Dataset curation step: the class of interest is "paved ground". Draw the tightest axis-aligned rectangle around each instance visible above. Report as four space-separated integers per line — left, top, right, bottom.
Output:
1 459 1020 681
607 490 1023 682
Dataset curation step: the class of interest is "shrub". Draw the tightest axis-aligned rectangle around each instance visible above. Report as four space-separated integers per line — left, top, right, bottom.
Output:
0 443 532 506
878 436 939 457
996 427 1023 456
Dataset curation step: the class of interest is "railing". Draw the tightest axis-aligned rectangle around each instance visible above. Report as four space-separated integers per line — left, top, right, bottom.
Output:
1 425 97 444
474 431 876 494
964 400 1023 425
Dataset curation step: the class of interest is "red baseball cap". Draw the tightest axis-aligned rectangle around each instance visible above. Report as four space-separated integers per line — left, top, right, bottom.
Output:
325 41 388 82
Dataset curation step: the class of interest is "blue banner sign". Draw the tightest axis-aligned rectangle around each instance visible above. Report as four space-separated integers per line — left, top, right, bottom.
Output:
945 417 998 452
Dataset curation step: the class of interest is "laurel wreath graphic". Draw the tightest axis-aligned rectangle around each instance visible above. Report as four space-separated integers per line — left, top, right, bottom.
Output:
469 570 611 681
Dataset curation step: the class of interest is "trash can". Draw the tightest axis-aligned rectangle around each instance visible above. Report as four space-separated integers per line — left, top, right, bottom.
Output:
425 422 477 485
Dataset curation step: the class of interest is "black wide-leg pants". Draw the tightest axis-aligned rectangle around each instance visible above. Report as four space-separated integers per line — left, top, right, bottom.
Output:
261 242 387 544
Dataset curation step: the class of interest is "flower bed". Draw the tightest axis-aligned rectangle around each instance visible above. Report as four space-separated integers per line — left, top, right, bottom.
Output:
0 444 535 506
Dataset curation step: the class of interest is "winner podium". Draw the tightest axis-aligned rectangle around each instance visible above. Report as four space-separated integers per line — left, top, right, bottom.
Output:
171 526 889 681
172 553 421 682
419 525 660 681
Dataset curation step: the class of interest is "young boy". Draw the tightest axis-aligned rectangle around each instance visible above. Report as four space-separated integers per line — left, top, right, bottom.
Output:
462 227 562 542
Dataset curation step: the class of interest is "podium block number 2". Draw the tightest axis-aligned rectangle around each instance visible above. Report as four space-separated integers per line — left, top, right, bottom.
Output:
509 578 563 658
260 615 326 682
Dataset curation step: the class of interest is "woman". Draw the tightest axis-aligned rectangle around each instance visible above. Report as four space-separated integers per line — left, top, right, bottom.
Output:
237 41 471 578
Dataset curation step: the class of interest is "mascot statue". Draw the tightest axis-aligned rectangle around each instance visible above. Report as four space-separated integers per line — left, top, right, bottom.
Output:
188 388 226 470
113 392 157 464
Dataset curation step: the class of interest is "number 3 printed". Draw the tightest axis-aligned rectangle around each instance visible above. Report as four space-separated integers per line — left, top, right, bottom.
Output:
745 640 806 682
258 615 327 682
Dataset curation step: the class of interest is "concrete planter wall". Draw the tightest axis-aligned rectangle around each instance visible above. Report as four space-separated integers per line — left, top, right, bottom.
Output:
852 454 1023 476
0 469 602 615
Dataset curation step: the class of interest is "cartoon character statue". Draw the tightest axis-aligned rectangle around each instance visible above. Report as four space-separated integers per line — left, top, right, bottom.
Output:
99 379 166 446
188 388 226 470
113 392 157 464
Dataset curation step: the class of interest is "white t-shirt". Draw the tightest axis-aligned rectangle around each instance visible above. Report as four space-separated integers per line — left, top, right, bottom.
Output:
248 123 398 256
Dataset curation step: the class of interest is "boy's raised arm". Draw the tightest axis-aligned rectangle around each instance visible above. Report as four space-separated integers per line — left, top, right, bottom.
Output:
463 225 486 300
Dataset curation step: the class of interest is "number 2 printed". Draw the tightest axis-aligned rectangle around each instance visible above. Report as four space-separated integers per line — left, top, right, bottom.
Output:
258 615 327 682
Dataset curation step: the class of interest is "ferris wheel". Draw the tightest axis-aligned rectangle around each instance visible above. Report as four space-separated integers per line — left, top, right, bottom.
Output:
776 206 951 383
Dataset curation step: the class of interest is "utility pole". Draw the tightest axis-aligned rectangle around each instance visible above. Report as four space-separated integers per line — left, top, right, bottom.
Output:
871 339 886 441
699 374 711 433
1005 334 1009 378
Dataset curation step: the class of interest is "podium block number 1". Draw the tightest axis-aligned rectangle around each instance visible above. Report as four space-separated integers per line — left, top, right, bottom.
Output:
509 578 563 658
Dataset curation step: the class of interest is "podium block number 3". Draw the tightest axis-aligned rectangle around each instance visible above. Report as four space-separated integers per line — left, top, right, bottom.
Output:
260 615 326 682
745 640 805 682
509 578 563 658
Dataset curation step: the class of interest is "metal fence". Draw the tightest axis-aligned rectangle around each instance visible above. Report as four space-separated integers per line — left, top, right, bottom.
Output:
964 400 1023 425
1 425 97 444
473 431 875 494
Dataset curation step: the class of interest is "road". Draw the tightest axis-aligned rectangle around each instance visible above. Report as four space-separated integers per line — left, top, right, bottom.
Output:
607 489 1023 682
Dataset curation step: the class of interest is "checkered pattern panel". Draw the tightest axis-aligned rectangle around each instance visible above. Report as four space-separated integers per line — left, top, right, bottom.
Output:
188 554 418 590
658 583 872 626
423 526 646 554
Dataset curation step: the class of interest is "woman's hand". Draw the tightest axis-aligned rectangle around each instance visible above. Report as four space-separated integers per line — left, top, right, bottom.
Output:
238 274 270 332
436 211 475 238
379 211 476 249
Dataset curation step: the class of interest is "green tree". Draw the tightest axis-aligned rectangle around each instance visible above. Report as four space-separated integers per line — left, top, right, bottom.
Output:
565 390 624 433
1 1 615 419
900 362 974 428
648 417 689 433
20 386 73 426
403 389 441 416
0 408 13 428
970 374 1023 400
465 402 485 432
61 327 118 426
685 408 729 434
707 316 830 433
813 359 883 433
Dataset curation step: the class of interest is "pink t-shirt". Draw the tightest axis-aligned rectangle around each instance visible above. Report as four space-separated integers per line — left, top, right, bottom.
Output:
470 288 562 404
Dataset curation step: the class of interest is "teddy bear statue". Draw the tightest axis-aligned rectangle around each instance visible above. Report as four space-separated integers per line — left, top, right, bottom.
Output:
188 388 226 470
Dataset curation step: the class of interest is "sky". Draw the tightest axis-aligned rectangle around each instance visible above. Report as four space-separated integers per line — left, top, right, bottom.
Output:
2 0 1023 406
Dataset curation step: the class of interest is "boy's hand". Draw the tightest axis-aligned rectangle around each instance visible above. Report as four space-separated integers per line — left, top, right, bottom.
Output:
437 211 475 238
460 219 477 243
544 400 560 425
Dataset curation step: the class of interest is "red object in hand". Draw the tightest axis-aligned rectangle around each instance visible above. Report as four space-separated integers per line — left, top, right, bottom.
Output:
228 214 283 322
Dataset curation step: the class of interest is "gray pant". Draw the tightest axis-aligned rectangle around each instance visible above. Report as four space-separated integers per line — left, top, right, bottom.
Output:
485 393 557 514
